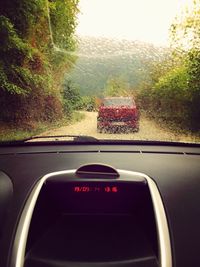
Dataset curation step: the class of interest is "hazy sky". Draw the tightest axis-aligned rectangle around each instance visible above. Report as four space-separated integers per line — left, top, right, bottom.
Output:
76 0 193 46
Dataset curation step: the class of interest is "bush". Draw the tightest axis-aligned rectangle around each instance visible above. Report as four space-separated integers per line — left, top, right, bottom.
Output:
62 78 81 117
138 64 192 128
77 96 97 111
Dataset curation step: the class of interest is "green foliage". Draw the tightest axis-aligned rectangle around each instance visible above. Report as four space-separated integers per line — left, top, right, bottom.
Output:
0 110 85 141
138 56 200 130
62 78 81 116
154 66 189 98
0 16 28 54
103 77 130 97
0 62 26 95
138 63 191 126
186 49 200 129
0 0 45 38
0 0 80 127
0 15 34 95
170 0 200 54
137 1 200 131
49 0 79 50
169 1 200 130
77 96 97 111
155 66 189 120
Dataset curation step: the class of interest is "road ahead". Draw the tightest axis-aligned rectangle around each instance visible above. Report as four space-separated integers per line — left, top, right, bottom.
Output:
40 111 197 142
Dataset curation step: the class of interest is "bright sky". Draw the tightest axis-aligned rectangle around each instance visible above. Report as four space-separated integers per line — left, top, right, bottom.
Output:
76 0 193 46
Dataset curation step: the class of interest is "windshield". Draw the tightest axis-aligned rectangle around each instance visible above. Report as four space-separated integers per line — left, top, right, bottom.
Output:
103 98 134 107
0 0 200 143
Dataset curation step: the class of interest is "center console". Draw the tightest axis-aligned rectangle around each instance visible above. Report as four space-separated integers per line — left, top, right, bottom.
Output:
12 164 172 267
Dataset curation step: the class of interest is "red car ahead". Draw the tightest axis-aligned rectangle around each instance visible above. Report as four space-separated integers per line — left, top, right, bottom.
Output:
97 97 139 133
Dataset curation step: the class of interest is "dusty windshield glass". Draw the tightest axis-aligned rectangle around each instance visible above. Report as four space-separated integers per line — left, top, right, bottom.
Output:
103 98 134 107
0 0 200 142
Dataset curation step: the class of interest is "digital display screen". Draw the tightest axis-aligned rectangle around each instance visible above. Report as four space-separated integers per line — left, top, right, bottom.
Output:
46 181 147 214
73 185 118 193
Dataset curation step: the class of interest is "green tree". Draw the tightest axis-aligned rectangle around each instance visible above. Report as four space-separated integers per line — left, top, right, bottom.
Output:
170 0 200 53
0 0 80 126
77 96 97 111
104 77 130 97
49 0 79 50
170 0 200 130
62 78 81 116
138 1 200 131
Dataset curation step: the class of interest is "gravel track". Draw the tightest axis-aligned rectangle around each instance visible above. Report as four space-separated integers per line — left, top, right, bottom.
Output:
40 111 199 142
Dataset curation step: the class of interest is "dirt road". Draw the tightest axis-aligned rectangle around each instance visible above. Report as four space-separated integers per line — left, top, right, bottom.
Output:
40 111 198 142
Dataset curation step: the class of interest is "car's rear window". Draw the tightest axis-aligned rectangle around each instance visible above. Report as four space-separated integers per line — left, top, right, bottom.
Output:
104 98 135 107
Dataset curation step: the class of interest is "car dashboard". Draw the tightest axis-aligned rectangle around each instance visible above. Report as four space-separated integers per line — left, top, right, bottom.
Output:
0 141 200 267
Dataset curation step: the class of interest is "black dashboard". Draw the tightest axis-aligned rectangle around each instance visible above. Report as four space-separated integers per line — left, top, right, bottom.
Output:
0 141 200 267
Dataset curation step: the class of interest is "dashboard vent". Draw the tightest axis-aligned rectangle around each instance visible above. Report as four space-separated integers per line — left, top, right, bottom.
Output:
76 163 119 177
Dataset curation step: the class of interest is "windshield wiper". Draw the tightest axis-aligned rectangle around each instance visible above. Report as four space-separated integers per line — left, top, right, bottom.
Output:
22 135 99 142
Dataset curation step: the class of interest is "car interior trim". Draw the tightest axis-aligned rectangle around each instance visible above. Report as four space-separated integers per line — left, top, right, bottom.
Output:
12 170 75 267
12 169 172 267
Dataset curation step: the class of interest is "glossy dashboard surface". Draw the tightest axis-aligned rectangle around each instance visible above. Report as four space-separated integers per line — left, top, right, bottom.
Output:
0 142 200 267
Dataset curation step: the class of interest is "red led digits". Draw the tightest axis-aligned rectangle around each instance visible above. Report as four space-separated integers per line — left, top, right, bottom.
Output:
74 185 118 193
74 186 89 192
74 186 80 192
104 186 111 192
112 186 118 193
82 186 89 192
104 186 118 193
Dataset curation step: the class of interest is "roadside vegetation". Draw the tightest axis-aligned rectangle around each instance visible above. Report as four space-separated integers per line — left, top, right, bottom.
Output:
0 0 81 139
0 111 85 141
137 1 200 132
